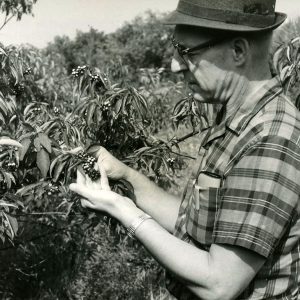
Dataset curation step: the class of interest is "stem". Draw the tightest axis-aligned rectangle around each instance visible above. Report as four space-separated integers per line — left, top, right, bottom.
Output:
0 6 23 31
172 130 199 144
169 150 196 160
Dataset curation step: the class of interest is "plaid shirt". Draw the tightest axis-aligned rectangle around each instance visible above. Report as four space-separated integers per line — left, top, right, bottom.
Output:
166 77 300 300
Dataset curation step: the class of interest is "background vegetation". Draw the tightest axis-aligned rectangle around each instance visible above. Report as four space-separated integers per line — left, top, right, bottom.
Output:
0 2 300 299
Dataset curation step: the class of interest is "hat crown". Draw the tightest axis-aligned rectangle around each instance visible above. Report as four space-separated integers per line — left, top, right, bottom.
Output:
183 0 275 16
164 0 286 32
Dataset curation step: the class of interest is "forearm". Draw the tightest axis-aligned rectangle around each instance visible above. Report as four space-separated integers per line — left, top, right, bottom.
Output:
133 217 220 300
124 167 181 232
129 216 262 300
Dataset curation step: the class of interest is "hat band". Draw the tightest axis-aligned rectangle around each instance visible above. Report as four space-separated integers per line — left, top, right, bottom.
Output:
177 1 276 28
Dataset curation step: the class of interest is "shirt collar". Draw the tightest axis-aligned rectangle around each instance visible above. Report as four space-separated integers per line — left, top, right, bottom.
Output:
202 76 283 146
226 76 283 135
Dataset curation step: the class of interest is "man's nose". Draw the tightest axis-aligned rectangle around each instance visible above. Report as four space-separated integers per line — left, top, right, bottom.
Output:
171 51 188 73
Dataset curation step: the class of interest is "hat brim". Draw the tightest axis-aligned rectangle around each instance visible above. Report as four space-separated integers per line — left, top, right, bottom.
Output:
163 11 287 32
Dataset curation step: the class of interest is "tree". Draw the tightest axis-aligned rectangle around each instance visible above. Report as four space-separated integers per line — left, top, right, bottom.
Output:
0 0 38 31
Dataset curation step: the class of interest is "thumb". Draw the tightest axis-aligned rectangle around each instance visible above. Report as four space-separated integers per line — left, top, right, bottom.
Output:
69 183 94 199
69 183 79 193
185 57 198 73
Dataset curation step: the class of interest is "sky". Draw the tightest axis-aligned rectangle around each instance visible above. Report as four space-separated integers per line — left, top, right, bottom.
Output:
0 0 299 48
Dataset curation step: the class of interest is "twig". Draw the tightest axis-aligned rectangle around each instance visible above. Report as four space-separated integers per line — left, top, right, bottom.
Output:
0 7 22 31
172 130 200 144
169 150 196 160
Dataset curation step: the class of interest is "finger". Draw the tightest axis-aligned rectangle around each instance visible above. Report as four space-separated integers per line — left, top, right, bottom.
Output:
185 58 198 73
85 175 93 188
81 198 94 209
96 146 105 163
99 163 110 191
193 93 206 102
69 183 94 199
76 169 86 185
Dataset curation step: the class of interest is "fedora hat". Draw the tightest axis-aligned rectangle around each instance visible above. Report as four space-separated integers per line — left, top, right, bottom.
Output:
164 0 287 32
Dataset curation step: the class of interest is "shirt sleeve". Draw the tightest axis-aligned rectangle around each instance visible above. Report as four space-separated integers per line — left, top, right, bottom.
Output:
212 135 300 258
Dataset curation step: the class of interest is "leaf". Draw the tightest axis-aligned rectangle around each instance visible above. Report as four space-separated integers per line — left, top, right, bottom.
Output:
50 154 64 176
0 103 8 119
0 201 18 208
0 137 22 148
272 46 285 73
2 171 12 188
38 133 52 153
280 65 292 82
24 102 36 115
87 103 96 125
5 214 18 236
17 181 44 196
0 47 7 56
53 160 67 182
36 149 50 178
33 137 41 151
19 138 31 161
114 98 122 115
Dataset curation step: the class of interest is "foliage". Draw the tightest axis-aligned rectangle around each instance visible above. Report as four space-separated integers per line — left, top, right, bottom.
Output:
0 0 37 31
272 18 300 107
0 40 187 299
44 12 174 84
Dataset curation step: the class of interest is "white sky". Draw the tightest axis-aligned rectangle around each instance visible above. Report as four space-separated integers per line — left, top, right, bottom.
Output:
0 0 299 48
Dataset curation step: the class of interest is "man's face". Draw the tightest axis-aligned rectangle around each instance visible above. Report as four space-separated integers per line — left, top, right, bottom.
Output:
171 25 234 104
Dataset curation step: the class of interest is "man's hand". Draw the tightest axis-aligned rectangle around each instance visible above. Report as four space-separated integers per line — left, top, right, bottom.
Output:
69 164 142 227
96 147 130 180
95 147 181 233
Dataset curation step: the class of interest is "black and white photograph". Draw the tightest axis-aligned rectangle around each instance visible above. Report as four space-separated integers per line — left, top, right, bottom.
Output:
0 0 299 299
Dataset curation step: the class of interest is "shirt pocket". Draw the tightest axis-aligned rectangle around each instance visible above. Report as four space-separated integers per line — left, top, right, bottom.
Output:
185 172 221 245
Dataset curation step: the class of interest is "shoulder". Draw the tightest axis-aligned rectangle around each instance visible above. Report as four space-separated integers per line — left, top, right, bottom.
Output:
252 93 300 145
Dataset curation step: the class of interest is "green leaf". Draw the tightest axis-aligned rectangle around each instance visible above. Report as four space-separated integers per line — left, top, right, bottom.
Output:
38 133 52 153
36 149 50 178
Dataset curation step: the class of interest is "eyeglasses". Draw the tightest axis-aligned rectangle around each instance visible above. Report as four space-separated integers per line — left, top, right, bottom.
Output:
171 35 231 58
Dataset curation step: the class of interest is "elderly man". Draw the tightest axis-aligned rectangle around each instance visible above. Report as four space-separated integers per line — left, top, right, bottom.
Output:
70 0 300 299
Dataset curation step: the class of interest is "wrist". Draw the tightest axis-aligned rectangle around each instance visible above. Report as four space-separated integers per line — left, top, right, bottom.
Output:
115 197 144 228
126 213 153 238
123 166 139 184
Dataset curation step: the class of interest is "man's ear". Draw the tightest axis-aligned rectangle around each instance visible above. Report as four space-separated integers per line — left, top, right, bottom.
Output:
230 37 250 67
